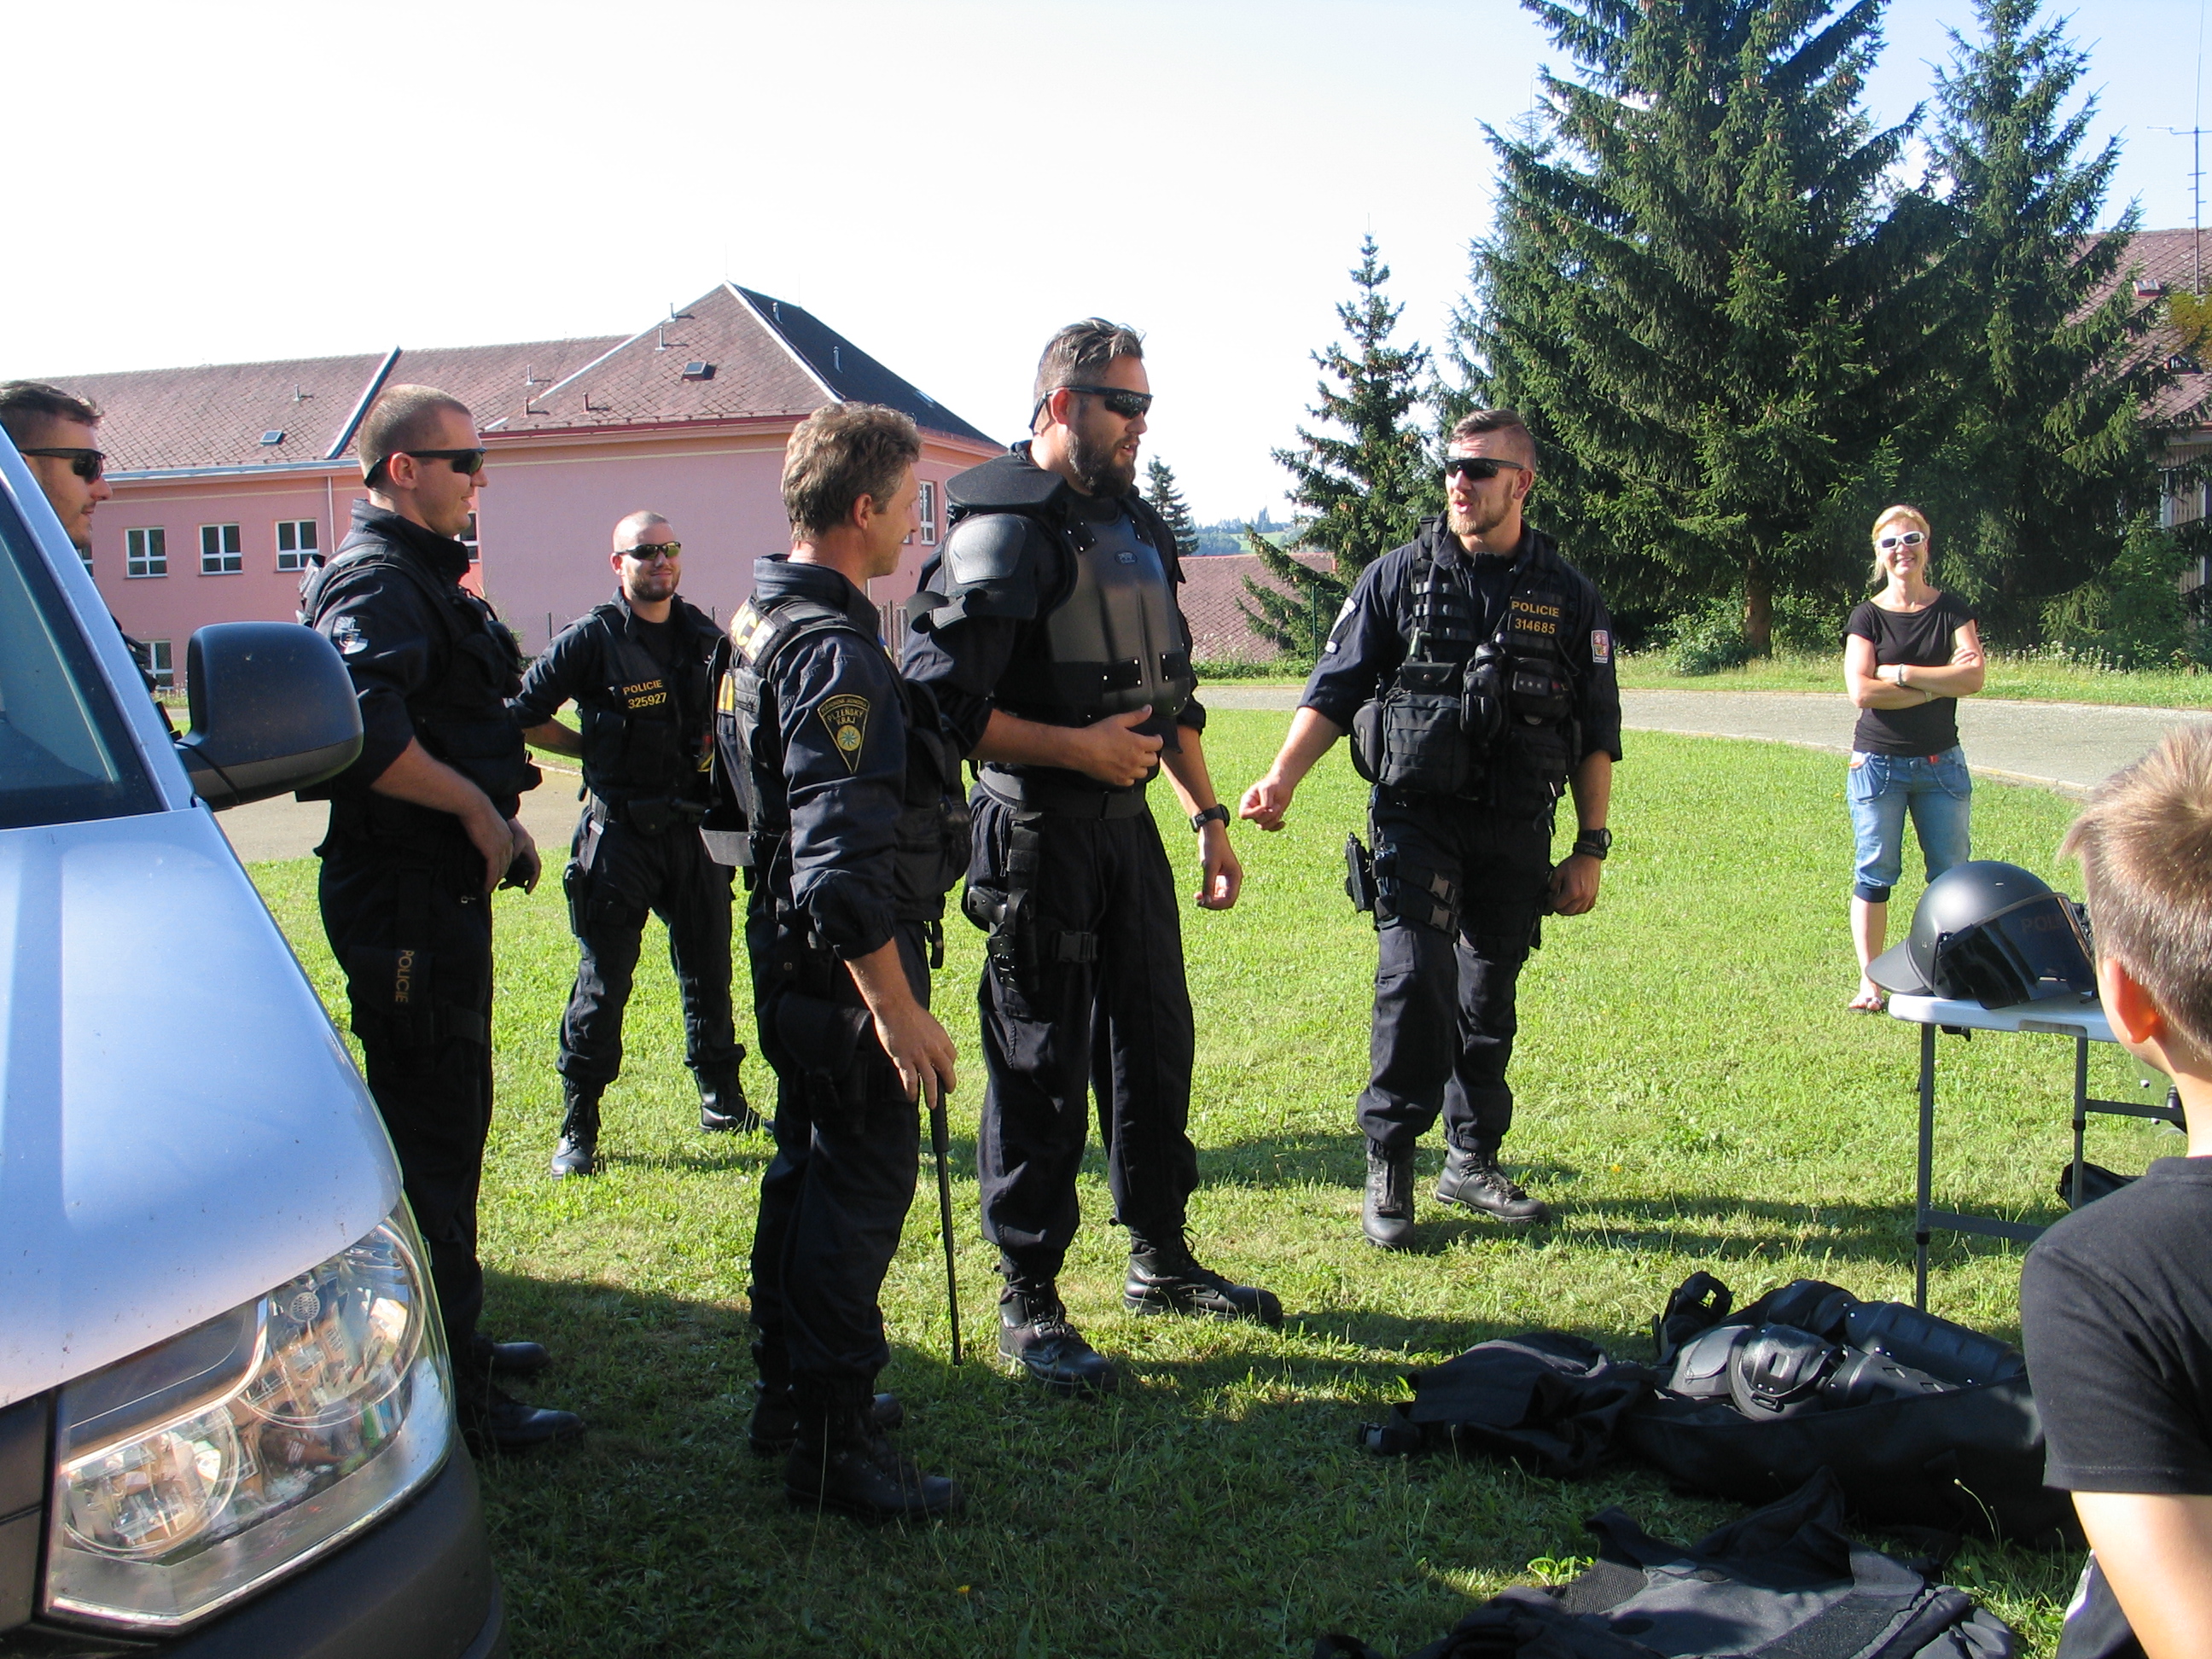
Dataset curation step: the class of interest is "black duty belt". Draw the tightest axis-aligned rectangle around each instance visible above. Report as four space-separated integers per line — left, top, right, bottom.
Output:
977 769 1150 820
588 792 708 832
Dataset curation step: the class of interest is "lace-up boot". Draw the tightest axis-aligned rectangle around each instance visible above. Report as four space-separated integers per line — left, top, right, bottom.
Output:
998 1281 1119 1395
1435 1144 1550 1225
783 1388 961 1522
548 1081 601 1178
1362 1141 1417 1250
1123 1233 1284 1326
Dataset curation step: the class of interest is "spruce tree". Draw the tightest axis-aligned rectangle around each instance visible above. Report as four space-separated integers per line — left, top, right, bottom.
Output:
1455 0 1953 654
1917 0 2193 643
1143 457 1202 560
1242 235 1441 655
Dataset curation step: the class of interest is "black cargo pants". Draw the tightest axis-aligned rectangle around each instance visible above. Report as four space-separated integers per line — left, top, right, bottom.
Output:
1355 794 1555 1158
747 920 927 1407
966 790 1199 1285
317 828 494 1363
557 812 742 1091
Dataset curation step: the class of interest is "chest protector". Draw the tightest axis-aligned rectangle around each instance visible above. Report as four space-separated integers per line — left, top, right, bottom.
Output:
1353 531 1579 817
715 596 968 922
576 605 716 804
302 539 539 811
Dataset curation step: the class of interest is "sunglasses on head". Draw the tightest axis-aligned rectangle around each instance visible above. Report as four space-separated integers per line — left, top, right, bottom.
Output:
623 541 680 562
1444 455 1528 482
1877 530 1926 550
396 448 487 477
20 446 105 482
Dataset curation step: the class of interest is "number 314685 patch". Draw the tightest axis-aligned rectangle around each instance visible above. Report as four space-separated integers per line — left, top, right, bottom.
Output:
815 694 870 771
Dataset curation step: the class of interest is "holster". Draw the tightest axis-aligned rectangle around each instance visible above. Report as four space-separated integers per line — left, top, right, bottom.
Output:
771 990 876 1131
1344 833 1378 917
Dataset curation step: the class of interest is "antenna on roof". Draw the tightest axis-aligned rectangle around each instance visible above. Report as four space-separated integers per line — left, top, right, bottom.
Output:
2157 125 2208 294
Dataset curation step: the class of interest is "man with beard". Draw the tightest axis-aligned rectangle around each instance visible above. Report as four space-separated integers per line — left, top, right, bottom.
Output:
513 509 755 1177
903 319 1278 1400
1240 409 1620 1249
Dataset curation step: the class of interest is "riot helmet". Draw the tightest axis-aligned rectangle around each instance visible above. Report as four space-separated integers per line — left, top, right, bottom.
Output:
1867 860 2094 1007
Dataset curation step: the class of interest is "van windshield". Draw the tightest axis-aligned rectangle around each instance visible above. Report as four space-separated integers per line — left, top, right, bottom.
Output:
0 491 163 830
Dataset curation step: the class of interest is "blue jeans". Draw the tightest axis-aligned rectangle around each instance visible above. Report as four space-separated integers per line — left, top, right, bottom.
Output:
1848 747 1971 904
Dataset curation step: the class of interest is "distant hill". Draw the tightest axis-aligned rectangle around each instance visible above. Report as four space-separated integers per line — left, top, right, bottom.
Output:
1190 509 1299 556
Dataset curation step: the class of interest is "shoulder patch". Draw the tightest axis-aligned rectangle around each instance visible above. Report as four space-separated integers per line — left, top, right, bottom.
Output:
329 614 368 655
815 694 870 771
1592 629 1611 665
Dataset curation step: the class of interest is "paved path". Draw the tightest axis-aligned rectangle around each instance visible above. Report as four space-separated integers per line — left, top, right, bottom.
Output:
1202 686 2212 797
213 693 2212 863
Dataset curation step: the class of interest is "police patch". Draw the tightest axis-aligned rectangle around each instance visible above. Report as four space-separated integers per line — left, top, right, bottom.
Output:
329 614 368 655
1591 629 1611 665
816 694 870 771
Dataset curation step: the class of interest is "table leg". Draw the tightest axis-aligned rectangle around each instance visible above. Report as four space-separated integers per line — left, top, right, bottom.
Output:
2072 1035 2089 1211
1917 1022 1936 1312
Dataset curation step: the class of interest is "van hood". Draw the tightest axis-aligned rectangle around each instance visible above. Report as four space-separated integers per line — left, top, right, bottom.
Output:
0 807 399 1406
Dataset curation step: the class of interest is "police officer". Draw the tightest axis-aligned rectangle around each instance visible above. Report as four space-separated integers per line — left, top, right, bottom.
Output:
1241 408 1620 1249
720 403 964 1520
903 319 1278 1399
301 384 583 1449
513 510 754 1176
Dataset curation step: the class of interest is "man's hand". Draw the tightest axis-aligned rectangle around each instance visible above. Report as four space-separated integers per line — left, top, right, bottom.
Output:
461 801 518 895
1239 707 1342 831
1549 853 1601 917
871 999 958 1105
1196 822 1243 910
500 818 541 894
1238 772 1296 832
1069 707 1163 788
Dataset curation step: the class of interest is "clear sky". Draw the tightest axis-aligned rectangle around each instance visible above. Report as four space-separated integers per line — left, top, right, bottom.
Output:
3 0 2203 523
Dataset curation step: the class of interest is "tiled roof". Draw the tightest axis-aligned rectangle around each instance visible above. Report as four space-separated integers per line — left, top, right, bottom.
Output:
2088 227 2212 427
32 284 999 474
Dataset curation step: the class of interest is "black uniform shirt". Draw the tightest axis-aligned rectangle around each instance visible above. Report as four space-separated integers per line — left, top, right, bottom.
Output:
752 557 907 962
311 502 483 798
1301 523 1624 764
509 591 720 800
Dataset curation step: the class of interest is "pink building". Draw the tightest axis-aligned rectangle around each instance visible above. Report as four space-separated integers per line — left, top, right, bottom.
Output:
41 284 1004 684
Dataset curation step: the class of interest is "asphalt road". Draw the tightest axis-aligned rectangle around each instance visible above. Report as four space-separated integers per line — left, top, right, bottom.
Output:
213 691 2210 863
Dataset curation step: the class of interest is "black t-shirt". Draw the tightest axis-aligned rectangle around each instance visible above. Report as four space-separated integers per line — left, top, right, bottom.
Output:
1843 593 1976 755
2021 1155 2212 1495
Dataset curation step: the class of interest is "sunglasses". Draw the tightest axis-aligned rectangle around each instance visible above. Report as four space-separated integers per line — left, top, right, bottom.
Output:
1033 384 1155 425
1877 531 1927 550
622 541 681 563
397 448 488 477
1444 455 1528 482
20 446 106 481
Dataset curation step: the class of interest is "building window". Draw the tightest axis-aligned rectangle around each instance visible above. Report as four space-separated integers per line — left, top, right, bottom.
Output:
146 640 173 688
919 480 938 545
275 519 318 571
462 511 480 564
200 523 242 575
126 527 167 578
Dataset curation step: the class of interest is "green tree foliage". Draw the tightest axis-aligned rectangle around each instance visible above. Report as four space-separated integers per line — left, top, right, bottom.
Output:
1455 0 1953 654
1912 0 2192 643
1143 457 1202 561
2041 515 2197 668
1243 236 1441 655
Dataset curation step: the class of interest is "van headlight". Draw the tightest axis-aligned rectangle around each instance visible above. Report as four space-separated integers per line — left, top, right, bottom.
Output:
43 1204 451 1631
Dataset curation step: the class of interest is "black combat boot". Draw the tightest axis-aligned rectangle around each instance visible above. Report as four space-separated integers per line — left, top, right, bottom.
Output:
1435 1143 1551 1225
744 1334 903 1455
468 1334 552 1378
548 1081 601 1178
783 1388 962 1522
1124 1232 1284 1326
457 1379 585 1454
697 1068 762 1134
1362 1141 1416 1251
998 1281 1119 1395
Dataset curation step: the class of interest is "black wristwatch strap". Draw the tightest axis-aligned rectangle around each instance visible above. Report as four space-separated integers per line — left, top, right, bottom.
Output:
1572 829 1611 861
1190 804 1231 832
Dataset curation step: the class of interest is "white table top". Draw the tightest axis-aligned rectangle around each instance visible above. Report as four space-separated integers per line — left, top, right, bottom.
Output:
1887 991 2112 1043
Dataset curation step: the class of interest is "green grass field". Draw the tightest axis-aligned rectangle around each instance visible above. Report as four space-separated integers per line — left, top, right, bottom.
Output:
249 713 2152 1657
1615 649 2212 707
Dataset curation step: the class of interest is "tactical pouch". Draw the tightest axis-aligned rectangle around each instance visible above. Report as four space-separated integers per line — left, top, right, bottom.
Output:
1348 701 1383 784
1377 660 1475 796
771 992 876 1129
1507 661 1573 725
1344 833 1377 917
625 795 680 836
963 883 1029 992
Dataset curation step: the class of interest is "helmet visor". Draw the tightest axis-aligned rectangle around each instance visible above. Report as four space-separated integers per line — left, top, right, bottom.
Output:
1936 892 2095 1007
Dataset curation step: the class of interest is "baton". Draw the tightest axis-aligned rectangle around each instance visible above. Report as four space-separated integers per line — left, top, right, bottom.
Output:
925 1072 963 1365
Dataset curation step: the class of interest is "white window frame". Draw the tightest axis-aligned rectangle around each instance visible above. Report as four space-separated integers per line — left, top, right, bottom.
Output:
919 480 938 545
146 640 173 688
461 511 480 564
200 522 242 575
126 527 167 578
275 518 318 572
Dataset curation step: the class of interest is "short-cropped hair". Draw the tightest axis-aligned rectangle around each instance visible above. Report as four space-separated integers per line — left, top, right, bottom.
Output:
2062 725 2212 1052
0 381 102 446
782 403 921 538
1449 408 1537 468
358 385 473 486
1031 319 1144 430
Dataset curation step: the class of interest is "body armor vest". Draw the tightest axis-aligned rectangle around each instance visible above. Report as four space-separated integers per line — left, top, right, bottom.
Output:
575 603 716 805
1032 509 1193 724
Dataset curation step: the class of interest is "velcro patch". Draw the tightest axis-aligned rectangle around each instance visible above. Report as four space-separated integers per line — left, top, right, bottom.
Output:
816 694 870 771
1592 629 1611 665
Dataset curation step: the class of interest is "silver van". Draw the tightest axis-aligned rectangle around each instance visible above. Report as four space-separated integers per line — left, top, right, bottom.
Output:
0 435 506 1656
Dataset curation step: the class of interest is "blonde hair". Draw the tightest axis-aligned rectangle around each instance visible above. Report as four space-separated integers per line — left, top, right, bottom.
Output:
1869 503 1933 587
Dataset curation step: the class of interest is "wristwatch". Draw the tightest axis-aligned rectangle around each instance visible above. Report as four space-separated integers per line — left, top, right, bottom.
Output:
1190 804 1231 832
1572 828 1612 861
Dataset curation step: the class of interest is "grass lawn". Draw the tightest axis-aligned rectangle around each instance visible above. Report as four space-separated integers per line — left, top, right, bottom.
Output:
1616 649 2212 708
249 712 2147 1657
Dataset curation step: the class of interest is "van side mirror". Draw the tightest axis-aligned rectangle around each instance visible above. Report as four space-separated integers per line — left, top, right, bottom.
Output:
176 623 364 810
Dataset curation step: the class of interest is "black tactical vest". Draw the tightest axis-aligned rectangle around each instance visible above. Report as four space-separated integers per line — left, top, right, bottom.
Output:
1028 507 1193 724
574 602 718 805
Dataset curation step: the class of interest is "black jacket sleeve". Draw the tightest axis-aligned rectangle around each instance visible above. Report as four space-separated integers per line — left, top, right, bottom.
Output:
1300 551 1407 729
779 632 905 960
310 564 439 793
509 620 599 729
1575 584 1623 763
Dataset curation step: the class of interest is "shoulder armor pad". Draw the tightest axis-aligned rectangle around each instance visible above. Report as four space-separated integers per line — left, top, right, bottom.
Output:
915 513 1044 626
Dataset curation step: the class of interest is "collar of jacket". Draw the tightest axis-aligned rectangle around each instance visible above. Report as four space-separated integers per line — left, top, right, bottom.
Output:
946 440 1144 524
605 587 719 641
348 499 472 583
751 554 881 636
1417 518 1558 579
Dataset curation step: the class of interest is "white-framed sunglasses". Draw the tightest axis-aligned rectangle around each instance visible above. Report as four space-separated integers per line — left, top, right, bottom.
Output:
1877 530 1926 550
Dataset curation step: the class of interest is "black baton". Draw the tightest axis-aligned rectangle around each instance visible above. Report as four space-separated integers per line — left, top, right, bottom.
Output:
926 1074 962 1365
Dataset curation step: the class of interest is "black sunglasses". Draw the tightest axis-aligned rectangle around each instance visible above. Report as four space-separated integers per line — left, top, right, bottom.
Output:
20 446 106 481
1444 456 1528 482
622 541 681 562
1033 384 1155 425
397 448 487 477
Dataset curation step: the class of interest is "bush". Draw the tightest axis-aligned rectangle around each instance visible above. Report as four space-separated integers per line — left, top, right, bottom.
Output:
2041 517 2196 671
1662 596 1754 676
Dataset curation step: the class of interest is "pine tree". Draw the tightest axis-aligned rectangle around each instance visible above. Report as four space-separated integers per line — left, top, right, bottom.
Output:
1915 0 2194 643
1143 457 1201 561
1242 236 1441 655
1454 0 1953 654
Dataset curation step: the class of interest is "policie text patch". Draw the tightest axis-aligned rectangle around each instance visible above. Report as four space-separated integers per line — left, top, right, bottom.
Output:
815 694 870 771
